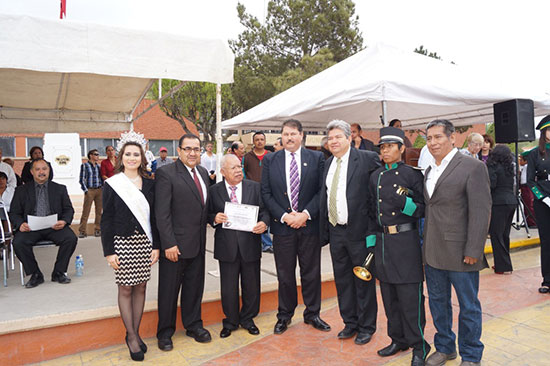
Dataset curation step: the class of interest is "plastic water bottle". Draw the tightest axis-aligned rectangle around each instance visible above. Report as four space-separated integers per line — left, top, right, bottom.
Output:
75 255 84 277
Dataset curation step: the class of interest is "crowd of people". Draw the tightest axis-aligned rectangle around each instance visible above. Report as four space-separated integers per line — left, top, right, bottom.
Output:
1 115 549 366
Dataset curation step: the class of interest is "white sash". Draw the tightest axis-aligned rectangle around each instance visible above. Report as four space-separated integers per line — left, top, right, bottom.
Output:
106 173 152 243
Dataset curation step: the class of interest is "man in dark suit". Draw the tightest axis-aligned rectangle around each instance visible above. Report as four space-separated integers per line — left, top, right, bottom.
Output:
10 158 77 288
320 120 380 345
155 134 211 351
208 154 269 338
261 119 330 334
422 120 491 366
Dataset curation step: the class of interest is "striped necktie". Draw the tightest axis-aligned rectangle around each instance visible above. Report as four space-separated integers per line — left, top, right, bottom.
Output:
289 152 300 211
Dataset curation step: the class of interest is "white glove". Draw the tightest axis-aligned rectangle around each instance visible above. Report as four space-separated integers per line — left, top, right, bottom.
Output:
543 197 550 208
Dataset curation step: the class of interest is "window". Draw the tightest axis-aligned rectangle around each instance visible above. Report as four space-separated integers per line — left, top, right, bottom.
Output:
0 137 15 157
86 139 115 157
149 140 176 156
26 138 43 155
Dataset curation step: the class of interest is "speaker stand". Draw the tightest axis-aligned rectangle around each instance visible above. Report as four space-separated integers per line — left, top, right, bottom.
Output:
512 142 531 237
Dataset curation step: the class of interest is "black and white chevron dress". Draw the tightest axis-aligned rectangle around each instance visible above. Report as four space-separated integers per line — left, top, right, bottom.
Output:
113 230 152 286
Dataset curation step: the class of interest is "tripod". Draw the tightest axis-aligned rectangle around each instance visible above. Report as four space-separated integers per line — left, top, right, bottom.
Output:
511 141 533 237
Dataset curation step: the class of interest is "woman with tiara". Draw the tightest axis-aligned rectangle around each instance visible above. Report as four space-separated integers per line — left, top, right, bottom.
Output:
101 131 160 361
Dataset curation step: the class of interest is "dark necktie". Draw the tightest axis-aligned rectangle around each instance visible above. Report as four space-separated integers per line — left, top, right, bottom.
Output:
191 168 204 204
36 184 48 216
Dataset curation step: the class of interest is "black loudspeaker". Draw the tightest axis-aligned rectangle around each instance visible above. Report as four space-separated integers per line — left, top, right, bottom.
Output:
493 99 535 143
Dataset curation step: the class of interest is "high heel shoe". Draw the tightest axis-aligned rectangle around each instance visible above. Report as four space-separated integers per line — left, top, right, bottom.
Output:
127 333 147 353
125 335 144 361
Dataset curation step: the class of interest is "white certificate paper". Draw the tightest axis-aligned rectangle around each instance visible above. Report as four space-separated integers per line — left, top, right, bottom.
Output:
27 214 58 231
223 202 259 232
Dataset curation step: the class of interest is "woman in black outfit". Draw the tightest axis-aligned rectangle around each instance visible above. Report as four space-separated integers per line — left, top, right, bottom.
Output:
101 141 160 361
527 116 550 293
487 144 517 274
21 146 54 184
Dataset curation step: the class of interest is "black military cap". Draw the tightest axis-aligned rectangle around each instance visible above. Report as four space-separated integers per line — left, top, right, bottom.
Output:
378 126 405 146
536 115 550 130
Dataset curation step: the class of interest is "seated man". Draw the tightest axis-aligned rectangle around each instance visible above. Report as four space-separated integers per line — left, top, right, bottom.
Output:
10 158 78 288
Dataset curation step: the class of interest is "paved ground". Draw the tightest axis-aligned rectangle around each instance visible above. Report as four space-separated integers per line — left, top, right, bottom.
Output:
27 243 550 366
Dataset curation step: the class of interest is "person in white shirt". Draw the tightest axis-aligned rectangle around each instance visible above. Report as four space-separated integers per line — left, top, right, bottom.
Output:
200 141 217 184
0 148 17 189
0 172 14 211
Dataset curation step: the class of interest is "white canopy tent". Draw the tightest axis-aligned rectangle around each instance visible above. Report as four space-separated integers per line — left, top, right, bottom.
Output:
0 14 234 133
222 43 550 131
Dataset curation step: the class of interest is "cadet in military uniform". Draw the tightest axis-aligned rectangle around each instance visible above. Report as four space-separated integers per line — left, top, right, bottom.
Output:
367 127 430 366
527 115 550 294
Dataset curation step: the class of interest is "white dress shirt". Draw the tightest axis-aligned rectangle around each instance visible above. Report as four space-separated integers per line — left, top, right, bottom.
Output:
224 180 242 204
520 164 528 185
426 148 458 198
325 148 350 225
417 145 434 175
184 164 207 204
0 162 16 189
281 148 311 222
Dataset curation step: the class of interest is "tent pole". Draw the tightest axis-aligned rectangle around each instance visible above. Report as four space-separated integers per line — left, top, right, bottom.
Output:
382 100 388 126
216 83 222 183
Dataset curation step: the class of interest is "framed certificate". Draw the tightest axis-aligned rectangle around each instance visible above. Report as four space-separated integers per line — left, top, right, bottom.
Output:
223 202 259 232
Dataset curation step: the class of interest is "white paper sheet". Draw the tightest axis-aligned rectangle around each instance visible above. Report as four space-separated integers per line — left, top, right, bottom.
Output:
27 214 58 231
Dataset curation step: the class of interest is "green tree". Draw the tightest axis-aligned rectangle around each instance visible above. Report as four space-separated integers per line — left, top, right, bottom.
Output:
150 80 241 143
230 0 363 110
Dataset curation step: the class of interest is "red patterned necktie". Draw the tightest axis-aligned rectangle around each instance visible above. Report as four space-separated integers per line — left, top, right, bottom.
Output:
191 168 204 204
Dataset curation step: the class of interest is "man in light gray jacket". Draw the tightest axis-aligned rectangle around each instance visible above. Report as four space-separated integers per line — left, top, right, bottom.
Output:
422 119 491 366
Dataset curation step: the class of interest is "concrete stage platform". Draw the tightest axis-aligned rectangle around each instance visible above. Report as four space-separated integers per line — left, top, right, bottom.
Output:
0 226 544 365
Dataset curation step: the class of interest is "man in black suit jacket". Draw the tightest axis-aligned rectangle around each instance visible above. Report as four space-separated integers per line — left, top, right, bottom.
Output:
261 119 330 334
320 120 381 345
10 159 77 288
155 134 211 351
208 154 269 338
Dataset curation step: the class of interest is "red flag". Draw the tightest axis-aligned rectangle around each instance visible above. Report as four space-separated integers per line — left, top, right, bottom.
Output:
60 0 66 19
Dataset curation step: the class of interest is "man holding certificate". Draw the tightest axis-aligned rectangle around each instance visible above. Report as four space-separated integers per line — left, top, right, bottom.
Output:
10 158 78 288
208 154 269 338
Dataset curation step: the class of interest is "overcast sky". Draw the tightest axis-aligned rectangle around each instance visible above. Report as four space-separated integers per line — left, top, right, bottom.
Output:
1 0 548 76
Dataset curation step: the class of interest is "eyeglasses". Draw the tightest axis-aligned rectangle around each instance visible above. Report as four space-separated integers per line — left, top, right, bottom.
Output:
179 147 201 154
92 153 100 156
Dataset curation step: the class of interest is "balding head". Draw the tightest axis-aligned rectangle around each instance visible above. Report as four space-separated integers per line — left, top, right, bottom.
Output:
221 154 243 186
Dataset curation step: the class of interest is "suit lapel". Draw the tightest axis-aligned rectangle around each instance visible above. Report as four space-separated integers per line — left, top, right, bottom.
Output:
241 180 252 205
431 153 462 196
27 183 36 213
346 148 358 185
299 147 310 190
219 182 230 203
423 166 432 202
47 182 55 211
176 160 202 205
276 151 287 192
323 155 333 188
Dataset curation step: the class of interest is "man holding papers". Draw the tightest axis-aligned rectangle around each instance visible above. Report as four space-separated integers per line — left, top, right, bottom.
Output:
10 158 78 288
207 154 269 338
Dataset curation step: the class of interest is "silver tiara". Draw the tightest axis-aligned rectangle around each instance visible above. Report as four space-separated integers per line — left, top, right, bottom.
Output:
116 130 148 152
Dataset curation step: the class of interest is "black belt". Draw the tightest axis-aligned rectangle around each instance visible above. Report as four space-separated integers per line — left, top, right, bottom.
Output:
377 222 417 235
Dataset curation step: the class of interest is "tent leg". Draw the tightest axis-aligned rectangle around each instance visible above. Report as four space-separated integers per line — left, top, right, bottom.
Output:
381 100 388 126
216 83 222 183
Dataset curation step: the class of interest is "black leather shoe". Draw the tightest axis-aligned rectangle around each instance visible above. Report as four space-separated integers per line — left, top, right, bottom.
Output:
378 343 409 357
157 338 173 351
274 319 291 334
186 327 212 343
243 324 260 335
51 272 71 284
25 272 44 288
220 327 232 338
337 326 357 339
304 316 331 332
411 354 425 366
127 333 147 353
354 331 373 345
